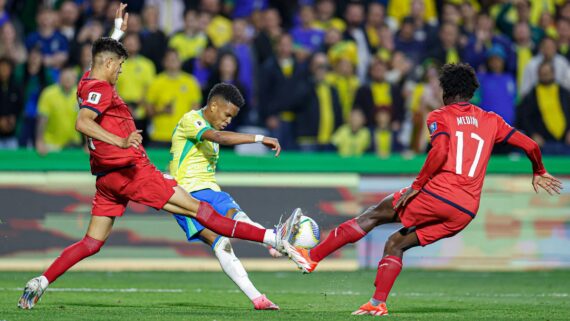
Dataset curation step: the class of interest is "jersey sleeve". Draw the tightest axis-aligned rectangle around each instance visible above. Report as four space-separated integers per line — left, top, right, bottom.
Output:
180 113 213 142
491 112 516 144
79 82 113 115
37 87 52 117
426 110 450 142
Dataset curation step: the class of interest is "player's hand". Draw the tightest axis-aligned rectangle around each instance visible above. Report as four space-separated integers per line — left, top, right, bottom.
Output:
36 141 49 156
267 246 283 258
115 3 129 32
532 173 563 195
394 188 420 210
262 136 281 157
121 130 143 149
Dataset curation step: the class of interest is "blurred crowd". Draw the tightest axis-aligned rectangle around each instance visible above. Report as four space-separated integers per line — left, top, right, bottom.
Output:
1 0 570 157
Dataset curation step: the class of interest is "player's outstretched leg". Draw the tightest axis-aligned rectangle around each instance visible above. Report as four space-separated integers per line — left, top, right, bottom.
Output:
352 227 419 316
199 230 279 310
163 186 301 252
284 195 398 273
18 216 114 309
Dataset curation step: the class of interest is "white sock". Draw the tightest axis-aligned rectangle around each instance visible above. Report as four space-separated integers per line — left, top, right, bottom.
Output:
213 237 262 301
234 211 275 248
262 229 277 248
38 275 49 288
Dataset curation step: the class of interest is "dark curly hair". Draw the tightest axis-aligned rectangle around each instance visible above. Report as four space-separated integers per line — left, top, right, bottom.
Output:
92 37 128 61
438 63 479 103
207 83 245 108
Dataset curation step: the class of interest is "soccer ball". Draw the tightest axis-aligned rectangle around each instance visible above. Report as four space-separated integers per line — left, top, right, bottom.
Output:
292 215 320 249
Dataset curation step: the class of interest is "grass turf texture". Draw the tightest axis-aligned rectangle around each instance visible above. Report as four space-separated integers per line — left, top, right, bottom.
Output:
1 270 569 320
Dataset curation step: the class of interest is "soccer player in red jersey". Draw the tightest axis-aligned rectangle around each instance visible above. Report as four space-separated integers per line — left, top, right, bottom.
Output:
284 63 563 316
18 5 301 309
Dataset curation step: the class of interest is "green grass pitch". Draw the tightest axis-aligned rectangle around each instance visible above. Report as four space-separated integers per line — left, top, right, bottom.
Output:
2 270 569 320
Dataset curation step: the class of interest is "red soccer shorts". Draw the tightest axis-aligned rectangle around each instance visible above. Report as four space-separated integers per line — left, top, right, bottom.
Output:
92 162 177 216
392 187 474 246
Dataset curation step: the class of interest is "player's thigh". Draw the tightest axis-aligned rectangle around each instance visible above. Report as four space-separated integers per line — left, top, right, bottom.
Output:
191 190 241 218
163 186 201 216
357 193 400 230
86 216 116 241
124 163 182 212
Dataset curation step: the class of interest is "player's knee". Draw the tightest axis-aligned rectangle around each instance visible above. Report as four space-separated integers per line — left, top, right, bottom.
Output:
214 236 233 254
83 236 105 255
384 235 404 255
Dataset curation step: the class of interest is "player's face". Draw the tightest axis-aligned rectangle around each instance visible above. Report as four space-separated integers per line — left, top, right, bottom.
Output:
107 57 124 85
210 100 239 130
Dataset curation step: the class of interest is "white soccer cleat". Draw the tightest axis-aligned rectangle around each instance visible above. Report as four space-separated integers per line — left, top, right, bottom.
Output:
274 208 303 253
282 240 314 273
18 276 48 309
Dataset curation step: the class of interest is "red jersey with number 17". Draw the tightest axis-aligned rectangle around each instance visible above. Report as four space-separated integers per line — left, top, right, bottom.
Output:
423 102 516 217
77 71 148 175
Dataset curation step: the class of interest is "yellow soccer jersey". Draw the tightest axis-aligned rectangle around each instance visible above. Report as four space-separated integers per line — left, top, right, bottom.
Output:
169 109 221 192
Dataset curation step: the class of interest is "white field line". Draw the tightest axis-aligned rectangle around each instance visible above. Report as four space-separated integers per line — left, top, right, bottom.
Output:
1 287 568 298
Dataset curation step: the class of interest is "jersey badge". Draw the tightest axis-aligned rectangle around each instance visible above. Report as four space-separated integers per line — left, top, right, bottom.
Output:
429 122 438 134
87 92 102 104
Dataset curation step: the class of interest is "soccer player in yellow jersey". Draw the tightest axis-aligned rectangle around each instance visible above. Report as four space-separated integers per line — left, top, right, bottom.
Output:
170 83 283 310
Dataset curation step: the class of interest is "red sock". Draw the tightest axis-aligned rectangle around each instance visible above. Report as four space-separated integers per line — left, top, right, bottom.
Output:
372 255 402 302
195 201 265 242
309 218 366 262
43 235 104 283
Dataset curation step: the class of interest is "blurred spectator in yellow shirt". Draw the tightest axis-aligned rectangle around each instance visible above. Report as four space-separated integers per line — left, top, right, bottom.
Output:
146 49 202 145
332 108 370 157
201 0 233 48
36 66 80 155
168 9 210 62
116 32 156 145
326 58 359 123
313 0 346 32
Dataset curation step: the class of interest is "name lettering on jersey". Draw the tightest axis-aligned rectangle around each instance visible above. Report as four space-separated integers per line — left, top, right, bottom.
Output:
457 116 479 128
87 92 102 104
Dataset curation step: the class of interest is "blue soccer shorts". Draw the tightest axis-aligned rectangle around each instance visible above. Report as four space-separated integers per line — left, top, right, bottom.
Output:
173 189 242 242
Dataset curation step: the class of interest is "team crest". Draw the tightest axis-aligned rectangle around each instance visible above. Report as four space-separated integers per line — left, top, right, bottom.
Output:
194 120 204 128
429 122 437 134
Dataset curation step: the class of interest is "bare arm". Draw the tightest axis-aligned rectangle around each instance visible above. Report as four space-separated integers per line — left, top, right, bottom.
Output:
75 108 142 149
35 115 48 155
506 130 563 195
201 130 281 156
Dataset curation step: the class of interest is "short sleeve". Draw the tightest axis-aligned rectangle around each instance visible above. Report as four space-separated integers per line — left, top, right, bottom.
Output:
491 112 516 144
79 82 113 115
180 113 213 142
426 110 450 142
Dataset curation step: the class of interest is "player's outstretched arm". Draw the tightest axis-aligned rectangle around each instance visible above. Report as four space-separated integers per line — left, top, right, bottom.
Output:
506 130 563 195
76 108 142 149
110 3 129 41
202 130 281 156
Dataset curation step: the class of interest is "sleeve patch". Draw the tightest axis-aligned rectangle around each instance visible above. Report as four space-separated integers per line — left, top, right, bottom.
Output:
87 92 102 104
429 122 438 134
194 119 205 128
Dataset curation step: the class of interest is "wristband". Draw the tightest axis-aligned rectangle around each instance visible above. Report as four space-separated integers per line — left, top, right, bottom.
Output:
254 135 264 143
110 29 124 41
110 18 124 40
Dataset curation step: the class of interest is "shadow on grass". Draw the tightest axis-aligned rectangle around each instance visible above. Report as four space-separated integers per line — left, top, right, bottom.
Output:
394 306 468 314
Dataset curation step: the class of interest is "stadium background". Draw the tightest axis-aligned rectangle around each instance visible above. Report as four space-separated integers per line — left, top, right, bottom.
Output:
0 1 570 319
